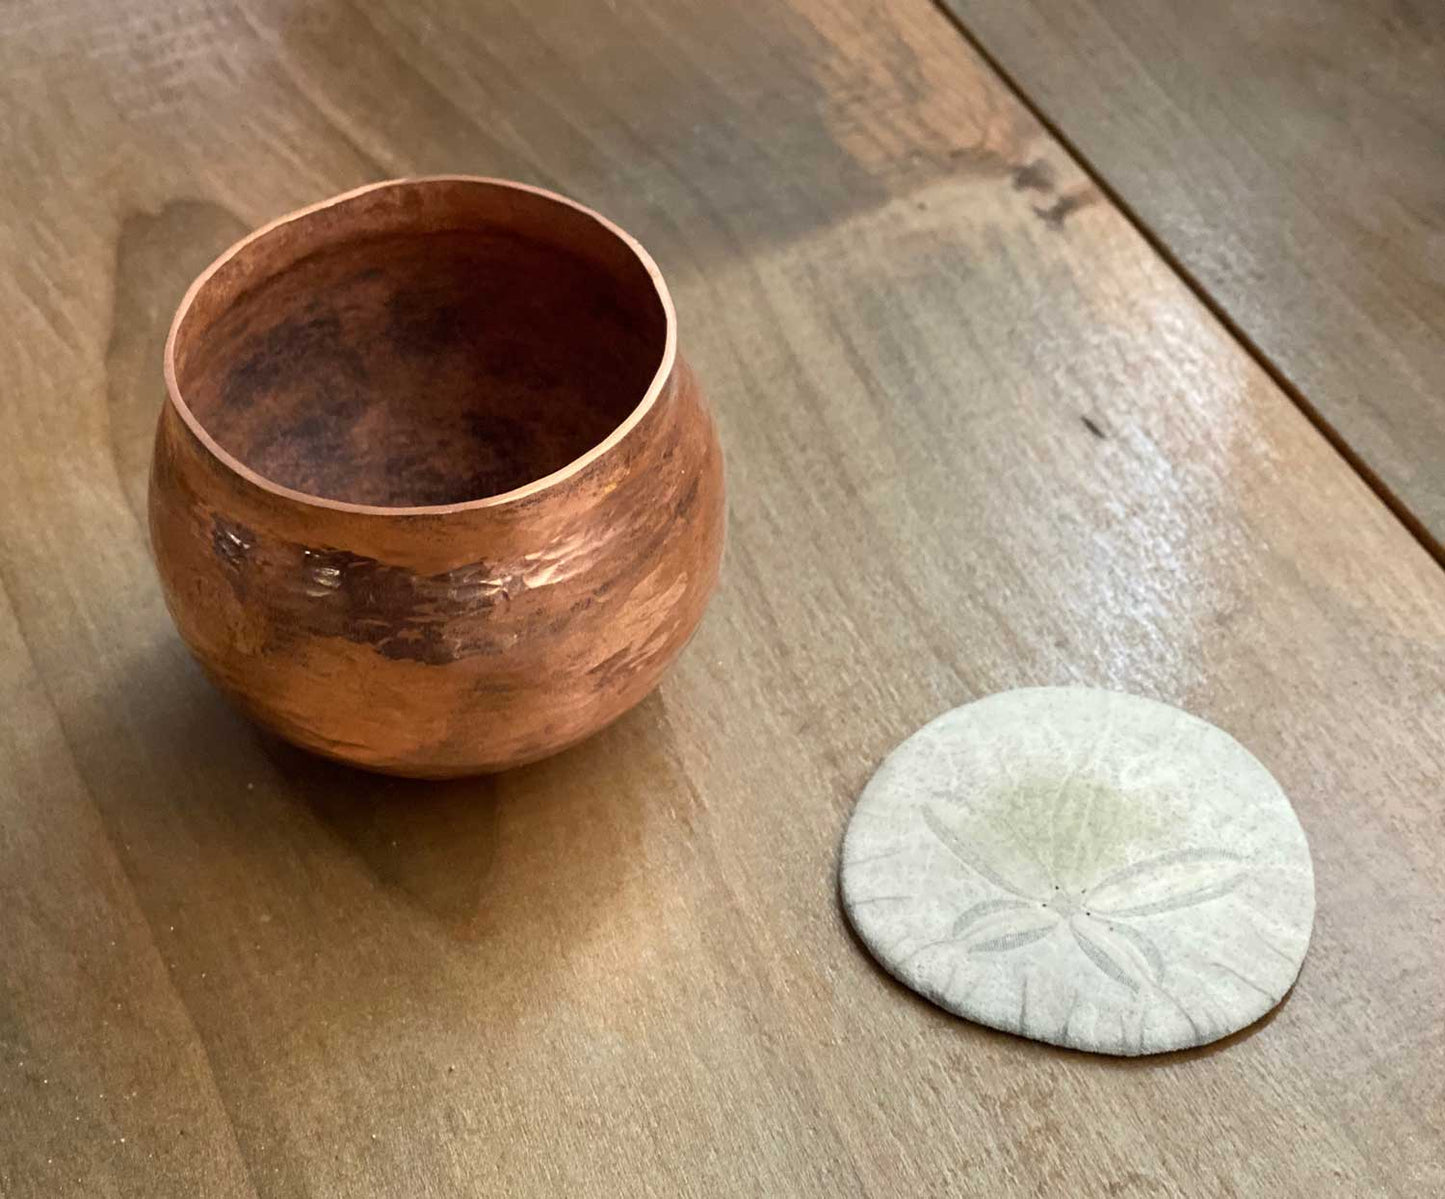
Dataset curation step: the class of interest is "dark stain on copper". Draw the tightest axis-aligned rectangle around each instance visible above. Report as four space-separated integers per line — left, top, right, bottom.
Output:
674 475 701 520
267 546 529 666
182 227 663 508
219 311 356 413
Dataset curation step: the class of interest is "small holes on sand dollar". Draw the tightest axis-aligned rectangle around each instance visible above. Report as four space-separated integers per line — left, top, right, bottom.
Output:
839 687 1315 1056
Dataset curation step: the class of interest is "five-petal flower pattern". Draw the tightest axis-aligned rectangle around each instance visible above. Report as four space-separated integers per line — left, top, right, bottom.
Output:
923 805 1249 994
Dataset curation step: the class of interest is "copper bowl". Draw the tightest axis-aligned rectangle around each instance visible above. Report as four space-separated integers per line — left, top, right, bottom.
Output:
149 177 724 777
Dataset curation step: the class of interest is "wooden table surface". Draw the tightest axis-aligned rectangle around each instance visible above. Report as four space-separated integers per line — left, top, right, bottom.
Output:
1 1 1442 1194
940 0 1445 553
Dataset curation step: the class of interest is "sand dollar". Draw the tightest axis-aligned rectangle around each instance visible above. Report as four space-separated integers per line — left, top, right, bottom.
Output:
840 688 1315 1055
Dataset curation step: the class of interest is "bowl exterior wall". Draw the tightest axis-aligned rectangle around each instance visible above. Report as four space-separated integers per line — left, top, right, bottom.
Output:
148 359 724 776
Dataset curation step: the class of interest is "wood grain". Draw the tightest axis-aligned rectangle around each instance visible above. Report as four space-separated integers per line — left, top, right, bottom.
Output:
937 0 1445 551
1 0 1442 1194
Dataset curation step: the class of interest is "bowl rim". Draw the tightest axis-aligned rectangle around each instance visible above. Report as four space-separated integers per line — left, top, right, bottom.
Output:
162 175 679 517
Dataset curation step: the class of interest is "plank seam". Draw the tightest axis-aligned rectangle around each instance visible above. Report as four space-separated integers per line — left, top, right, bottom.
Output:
928 0 1445 570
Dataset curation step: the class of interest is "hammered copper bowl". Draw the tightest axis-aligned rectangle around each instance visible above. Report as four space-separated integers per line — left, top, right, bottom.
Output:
149 177 724 777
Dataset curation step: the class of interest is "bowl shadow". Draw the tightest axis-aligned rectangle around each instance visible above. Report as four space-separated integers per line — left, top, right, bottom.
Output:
254 733 509 933
104 632 669 957
249 692 669 944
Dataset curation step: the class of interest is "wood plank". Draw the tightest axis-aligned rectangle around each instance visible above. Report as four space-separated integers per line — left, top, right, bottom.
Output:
0 592 256 1198
0 0 1442 1193
938 0 1445 550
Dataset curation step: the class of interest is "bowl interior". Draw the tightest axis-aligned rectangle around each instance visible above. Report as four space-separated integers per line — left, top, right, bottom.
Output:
171 181 669 507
